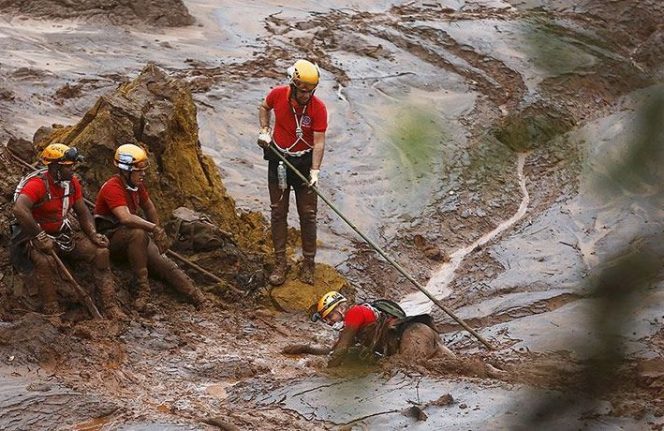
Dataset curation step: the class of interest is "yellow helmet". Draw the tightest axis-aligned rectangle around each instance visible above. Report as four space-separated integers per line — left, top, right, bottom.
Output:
288 59 320 86
41 143 82 165
315 291 347 320
114 144 149 171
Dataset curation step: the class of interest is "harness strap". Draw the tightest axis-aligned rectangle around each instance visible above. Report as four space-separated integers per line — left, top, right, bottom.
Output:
273 102 314 157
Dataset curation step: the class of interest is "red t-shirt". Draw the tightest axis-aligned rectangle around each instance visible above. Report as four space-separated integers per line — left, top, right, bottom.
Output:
265 85 328 153
344 304 378 330
20 173 83 234
94 175 150 217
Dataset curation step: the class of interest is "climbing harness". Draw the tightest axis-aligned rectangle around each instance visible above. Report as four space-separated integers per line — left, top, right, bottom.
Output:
273 102 314 157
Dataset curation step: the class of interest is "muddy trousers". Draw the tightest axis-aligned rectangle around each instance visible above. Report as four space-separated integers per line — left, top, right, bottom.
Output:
268 181 318 262
398 322 455 360
28 231 122 318
108 227 204 307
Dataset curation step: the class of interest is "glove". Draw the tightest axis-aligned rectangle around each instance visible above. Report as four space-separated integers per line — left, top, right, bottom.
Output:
257 128 272 149
309 169 320 187
152 226 172 254
90 232 109 248
32 231 55 254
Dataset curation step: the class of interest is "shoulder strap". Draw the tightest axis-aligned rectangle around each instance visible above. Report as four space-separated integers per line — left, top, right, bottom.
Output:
13 168 51 208
371 299 407 319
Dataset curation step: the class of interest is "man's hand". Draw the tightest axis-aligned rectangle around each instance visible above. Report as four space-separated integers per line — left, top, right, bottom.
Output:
309 169 320 187
152 226 172 254
32 231 55 254
257 128 272 149
90 232 109 248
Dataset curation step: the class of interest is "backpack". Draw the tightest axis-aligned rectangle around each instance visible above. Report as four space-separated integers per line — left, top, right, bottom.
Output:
13 168 50 207
165 207 232 252
371 299 407 319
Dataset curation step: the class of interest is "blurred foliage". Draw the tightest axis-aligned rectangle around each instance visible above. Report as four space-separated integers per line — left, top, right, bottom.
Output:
385 106 447 183
604 89 664 194
514 87 664 428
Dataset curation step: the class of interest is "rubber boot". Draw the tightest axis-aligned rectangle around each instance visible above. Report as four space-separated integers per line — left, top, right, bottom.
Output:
298 257 315 285
96 271 127 320
164 259 207 308
35 263 60 315
173 273 207 308
269 254 288 286
133 268 151 312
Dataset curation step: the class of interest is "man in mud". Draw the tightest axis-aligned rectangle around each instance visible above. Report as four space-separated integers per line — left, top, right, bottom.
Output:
94 143 206 311
289 291 455 367
11 143 125 319
256 59 328 286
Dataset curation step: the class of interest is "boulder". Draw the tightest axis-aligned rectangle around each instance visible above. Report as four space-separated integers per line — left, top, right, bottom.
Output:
37 64 264 252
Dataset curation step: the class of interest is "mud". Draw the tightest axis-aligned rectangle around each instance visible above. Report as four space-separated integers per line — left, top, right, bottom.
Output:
0 0 194 27
1 0 663 430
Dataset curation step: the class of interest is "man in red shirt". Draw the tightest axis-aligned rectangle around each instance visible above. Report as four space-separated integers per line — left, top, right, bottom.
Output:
11 143 125 319
94 144 206 311
311 291 454 367
257 59 328 286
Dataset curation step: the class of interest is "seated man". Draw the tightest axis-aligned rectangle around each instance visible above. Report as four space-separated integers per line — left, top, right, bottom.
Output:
11 143 125 319
94 144 206 311
309 291 455 367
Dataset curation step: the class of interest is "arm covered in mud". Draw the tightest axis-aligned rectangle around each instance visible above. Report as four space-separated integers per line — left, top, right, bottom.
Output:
111 205 156 232
73 198 108 248
327 326 358 367
13 194 42 237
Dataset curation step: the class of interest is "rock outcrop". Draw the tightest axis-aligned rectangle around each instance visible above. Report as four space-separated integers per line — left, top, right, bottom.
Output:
36 64 267 252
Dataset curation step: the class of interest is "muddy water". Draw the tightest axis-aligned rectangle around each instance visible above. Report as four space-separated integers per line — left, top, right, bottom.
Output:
254 371 647 430
401 152 529 315
1 0 663 430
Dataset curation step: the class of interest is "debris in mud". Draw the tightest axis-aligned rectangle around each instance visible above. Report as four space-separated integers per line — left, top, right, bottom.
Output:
54 83 83 101
428 393 455 407
0 0 195 27
401 405 428 421
0 88 14 101
413 234 448 262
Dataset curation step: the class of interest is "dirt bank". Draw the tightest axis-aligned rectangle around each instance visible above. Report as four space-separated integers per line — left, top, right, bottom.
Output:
0 0 194 27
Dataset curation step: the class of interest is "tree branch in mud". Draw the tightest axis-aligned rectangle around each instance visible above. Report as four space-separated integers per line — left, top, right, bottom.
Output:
282 344 331 355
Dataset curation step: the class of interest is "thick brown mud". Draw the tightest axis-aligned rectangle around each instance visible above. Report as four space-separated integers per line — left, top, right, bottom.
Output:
0 0 663 430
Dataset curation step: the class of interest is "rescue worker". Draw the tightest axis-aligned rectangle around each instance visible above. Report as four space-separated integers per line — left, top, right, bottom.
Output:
94 144 206 311
311 291 455 367
257 59 328 285
11 143 125 319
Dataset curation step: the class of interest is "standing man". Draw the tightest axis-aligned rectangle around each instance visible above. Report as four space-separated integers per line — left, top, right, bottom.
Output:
11 143 125 319
94 144 206 311
257 59 328 286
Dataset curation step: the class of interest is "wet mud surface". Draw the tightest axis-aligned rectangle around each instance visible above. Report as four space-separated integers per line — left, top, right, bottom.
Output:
1 0 663 429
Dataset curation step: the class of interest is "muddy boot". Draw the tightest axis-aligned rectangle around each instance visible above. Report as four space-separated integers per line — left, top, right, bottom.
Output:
36 269 60 315
97 272 127 320
269 255 288 286
164 260 208 308
298 257 315 285
190 288 207 309
133 268 151 312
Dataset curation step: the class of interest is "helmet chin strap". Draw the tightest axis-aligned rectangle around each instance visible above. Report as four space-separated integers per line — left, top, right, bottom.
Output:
121 170 138 191
290 83 314 105
51 164 70 185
